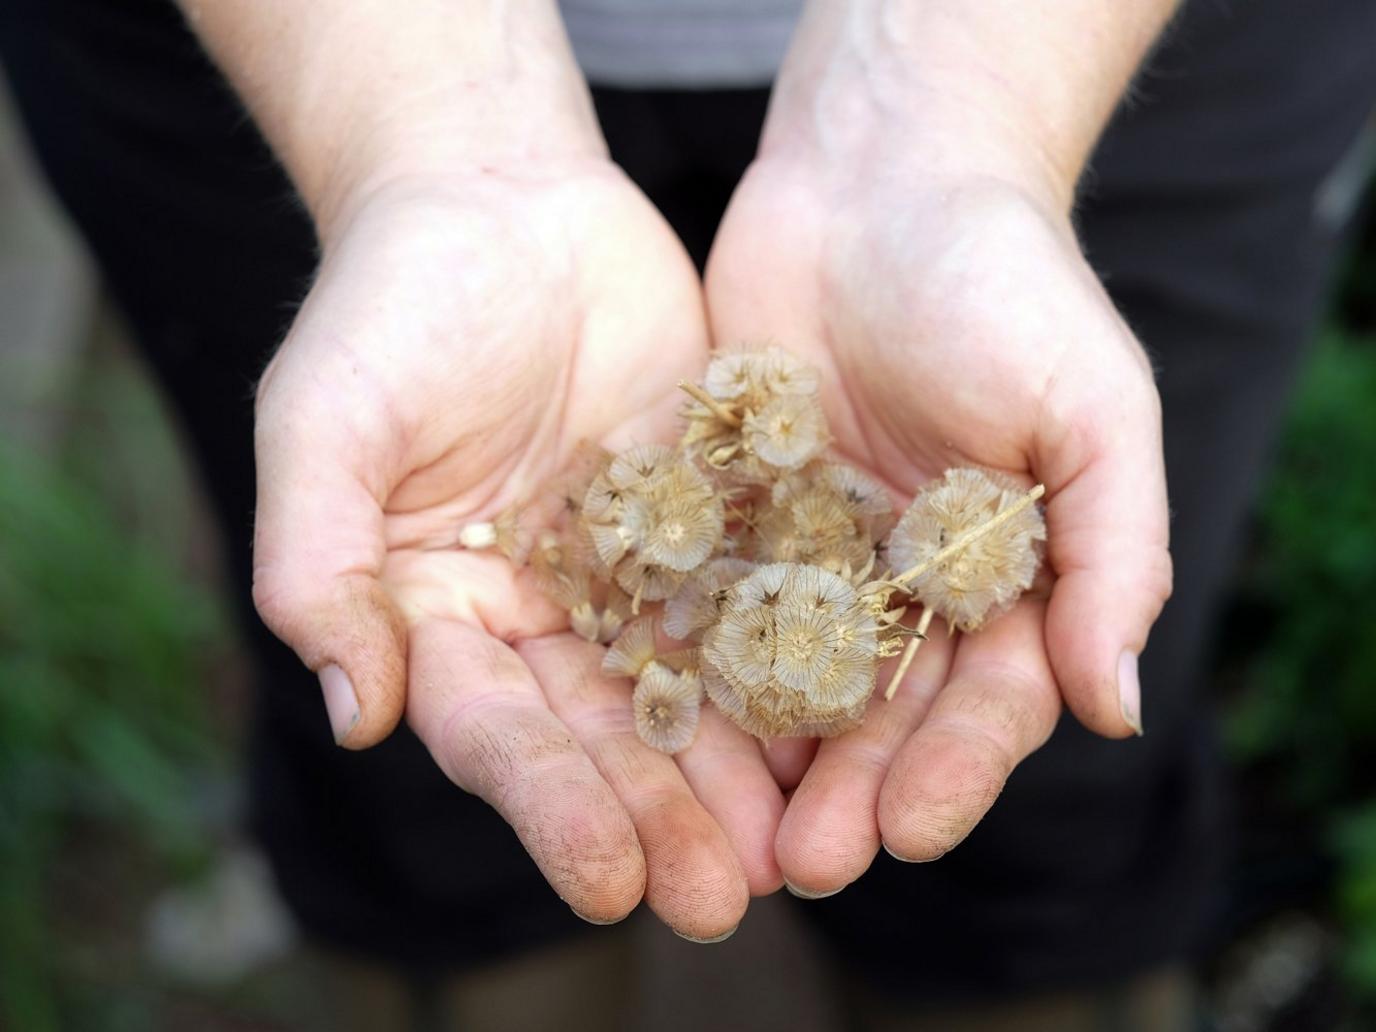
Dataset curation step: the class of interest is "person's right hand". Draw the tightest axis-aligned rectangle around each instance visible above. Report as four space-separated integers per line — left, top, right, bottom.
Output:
250 164 785 940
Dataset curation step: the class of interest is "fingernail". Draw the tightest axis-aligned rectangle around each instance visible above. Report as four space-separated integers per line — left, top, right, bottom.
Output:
319 664 360 744
570 906 627 926
784 879 843 900
882 842 943 864
674 926 737 944
1118 650 1144 736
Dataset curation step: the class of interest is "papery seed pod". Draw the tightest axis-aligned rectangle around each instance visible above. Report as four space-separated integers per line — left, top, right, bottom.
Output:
596 583 633 643
589 521 636 567
608 443 677 491
886 467 1046 632
743 395 828 471
614 559 686 604
552 442 613 516
758 348 821 397
633 662 702 754
457 504 533 562
702 352 759 401
603 616 659 679
700 562 877 738
638 495 723 572
813 463 893 518
569 602 602 643
530 540 590 612
583 447 725 588
656 648 703 680
663 557 755 640
771 603 842 692
583 471 624 523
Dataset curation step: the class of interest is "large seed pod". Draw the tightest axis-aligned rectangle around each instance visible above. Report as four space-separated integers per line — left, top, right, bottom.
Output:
583 448 725 591
700 563 877 738
886 467 1046 631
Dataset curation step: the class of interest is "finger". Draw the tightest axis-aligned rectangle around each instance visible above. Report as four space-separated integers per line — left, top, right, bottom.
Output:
253 386 406 749
676 706 787 896
520 635 750 941
879 600 1061 862
407 620 646 925
1039 375 1172 738
760 737 818 792
776 622 956 897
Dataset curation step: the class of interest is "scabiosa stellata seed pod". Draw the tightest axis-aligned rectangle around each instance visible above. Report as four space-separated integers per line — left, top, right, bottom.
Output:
602 616 660 679
633 662 702 754
700 563 877 738
582 447 725 605
663 556 756 641
743 395 828 471
680 347 830 482
886 467 1046 632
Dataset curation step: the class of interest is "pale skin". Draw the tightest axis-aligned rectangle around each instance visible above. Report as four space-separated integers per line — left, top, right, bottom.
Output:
178 0 1176 930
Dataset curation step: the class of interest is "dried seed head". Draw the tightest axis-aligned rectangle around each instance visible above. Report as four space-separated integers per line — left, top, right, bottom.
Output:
608 443 678 491
663 557 756 640
614 559 686 604
583 447 725 587
633 662 702 754
683 348 830 482
602 616 660 679
596 583 633 643
700 562 877 738
702 346 820 401
812 463 894 518
886 467 1046 631
637 494 723 572
570 601 602 643
743 395 828 471
551 442 613 516
755 478 879 572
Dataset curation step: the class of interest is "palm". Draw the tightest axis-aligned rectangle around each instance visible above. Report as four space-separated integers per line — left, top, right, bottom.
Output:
254 168 783 938
707 162 1170 894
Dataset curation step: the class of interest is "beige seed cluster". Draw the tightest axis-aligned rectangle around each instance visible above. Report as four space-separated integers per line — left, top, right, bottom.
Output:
460 346 1048 754
701 563 879 738
886 467 1047 632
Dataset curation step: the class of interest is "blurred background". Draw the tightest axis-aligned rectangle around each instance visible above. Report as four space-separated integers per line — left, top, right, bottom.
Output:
2 68 1375 1032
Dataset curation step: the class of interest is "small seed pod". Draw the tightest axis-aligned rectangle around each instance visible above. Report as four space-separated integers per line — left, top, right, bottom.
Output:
602 616 659 679
633 662 702 754
743 395 828 471
663 556 756 640
700 563 877 738
681 347 831 482
886 467 1046 632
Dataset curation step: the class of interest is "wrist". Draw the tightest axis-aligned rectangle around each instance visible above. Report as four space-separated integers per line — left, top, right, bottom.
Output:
762 1 1175 215
182 0 608 244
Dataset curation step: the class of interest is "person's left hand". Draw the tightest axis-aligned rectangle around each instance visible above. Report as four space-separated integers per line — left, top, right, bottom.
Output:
704 144 1171 897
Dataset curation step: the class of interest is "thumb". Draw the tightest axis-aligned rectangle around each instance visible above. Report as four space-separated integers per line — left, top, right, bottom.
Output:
1042 383 1173 739
251 388 407 749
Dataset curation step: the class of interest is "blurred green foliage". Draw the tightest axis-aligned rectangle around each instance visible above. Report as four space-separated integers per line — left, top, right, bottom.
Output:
0 441 227 1032
1221 322 1376 1000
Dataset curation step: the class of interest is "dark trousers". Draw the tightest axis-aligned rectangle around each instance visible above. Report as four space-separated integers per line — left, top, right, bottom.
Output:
4 0 1374 1000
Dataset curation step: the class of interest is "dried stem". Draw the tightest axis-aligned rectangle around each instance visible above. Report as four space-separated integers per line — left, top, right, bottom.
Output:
891 484 1046 589
884 607 935 701
678 380 742 428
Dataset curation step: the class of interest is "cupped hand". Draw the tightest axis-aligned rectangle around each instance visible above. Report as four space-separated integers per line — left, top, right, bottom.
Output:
706 160 1172 896
251 167 784 938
